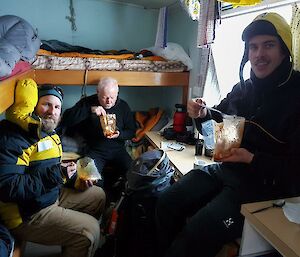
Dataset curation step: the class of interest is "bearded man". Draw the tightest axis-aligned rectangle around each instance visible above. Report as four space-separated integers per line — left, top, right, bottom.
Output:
0 84 106 257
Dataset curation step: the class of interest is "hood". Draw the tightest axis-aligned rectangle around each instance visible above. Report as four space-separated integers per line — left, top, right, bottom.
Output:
239 12 293 86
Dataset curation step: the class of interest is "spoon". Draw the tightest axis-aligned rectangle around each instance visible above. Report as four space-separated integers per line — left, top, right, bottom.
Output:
251 199 286 214
199 104 231 118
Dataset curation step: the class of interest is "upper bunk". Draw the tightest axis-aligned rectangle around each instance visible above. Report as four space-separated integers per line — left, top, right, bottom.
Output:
0 67 189 115
32 46 190 101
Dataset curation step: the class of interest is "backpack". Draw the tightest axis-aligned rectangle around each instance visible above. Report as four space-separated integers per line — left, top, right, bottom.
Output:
101 149 174 257
126 149 174 194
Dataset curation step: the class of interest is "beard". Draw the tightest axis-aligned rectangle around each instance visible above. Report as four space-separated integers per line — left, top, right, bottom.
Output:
41 115 60 133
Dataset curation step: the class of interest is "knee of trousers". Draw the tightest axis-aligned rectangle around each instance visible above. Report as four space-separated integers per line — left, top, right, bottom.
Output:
80 216 101 257
156 190 176 220
89 186 107 218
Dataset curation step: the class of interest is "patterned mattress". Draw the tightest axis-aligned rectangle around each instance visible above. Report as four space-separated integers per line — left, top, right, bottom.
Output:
32 55 187 72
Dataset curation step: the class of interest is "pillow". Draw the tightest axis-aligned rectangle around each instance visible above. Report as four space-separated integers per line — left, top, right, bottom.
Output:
146 42 193 70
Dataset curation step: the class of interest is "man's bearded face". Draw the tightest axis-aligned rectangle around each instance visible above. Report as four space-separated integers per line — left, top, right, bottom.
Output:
35 95 62 133
41 114 61 133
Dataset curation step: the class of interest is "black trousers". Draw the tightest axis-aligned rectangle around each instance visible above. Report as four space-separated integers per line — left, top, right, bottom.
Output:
156 164 249 257
88 147 132 180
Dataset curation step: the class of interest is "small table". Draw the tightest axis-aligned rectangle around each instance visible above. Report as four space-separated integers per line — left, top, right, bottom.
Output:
145 131 214 177
239 197 300 257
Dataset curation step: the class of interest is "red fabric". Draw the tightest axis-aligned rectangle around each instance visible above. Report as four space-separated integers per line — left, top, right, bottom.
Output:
0 61 31 81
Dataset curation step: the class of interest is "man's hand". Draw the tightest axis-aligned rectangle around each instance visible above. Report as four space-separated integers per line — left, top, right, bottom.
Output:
187 98 207 119
106 130 120 139
91 106 106 116
75 177 97 191
61 161 77 179
219 148 254 164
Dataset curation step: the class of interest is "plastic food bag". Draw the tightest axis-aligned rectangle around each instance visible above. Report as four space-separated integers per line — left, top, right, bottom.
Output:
201 116 245 161
201 119 216 156
214 115 245 160
100 114 117 137
76 157 102 181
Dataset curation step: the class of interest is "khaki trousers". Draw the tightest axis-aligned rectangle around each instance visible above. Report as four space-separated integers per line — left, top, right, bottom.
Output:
12 186 106 257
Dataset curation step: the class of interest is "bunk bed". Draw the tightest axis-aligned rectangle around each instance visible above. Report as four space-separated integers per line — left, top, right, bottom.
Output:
0 67 190 115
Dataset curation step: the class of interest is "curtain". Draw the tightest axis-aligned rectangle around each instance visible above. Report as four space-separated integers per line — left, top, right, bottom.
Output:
180 0 200 20
193 0 221 104
291 3 300 71
202 47 221 106
155 7 168 48
197 0 219 47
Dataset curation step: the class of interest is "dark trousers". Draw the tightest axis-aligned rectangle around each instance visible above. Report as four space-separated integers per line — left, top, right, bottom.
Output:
88 147 132 190
156 165 246 257
88 147 132 176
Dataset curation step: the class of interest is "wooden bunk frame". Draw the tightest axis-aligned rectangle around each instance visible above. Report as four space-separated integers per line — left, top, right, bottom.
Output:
0 70 35 114
0 69 190 114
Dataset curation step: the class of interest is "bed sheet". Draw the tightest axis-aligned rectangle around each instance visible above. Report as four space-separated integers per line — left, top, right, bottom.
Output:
32 52 187 72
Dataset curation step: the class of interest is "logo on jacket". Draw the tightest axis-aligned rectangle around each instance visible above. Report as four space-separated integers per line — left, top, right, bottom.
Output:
223 217 234 228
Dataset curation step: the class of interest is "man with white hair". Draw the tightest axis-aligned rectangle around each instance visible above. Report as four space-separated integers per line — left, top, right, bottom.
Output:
60 77 136 189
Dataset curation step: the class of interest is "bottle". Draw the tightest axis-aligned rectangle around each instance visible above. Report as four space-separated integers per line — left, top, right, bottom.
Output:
173 104 187 133
195 139 204 156
185 116 193 133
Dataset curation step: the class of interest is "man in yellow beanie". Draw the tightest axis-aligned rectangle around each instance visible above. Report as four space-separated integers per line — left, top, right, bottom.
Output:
0 84 106 257
156 12 300 257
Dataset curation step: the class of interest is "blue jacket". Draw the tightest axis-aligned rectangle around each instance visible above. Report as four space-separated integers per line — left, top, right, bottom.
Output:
0 120 64 229
0 224 14 257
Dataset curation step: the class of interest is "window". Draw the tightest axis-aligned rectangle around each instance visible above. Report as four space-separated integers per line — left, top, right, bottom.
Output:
205 4 292 103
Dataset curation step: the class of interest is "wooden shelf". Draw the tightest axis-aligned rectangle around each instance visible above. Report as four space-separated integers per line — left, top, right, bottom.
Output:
0 69 189 114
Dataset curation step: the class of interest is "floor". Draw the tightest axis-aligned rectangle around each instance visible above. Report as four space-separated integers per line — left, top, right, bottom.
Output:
22 234 107 257
23 242 61 257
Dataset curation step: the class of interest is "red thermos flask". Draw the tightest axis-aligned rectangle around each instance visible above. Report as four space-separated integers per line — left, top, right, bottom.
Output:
173 104 187 133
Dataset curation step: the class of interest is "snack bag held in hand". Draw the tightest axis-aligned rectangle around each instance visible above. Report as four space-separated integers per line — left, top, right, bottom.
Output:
76 157 102 181
100 114 117 136
201 120 216 155
214 115 245 160
202 116 245 161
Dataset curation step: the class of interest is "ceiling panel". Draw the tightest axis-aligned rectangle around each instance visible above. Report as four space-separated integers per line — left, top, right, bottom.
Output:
108 0 178 9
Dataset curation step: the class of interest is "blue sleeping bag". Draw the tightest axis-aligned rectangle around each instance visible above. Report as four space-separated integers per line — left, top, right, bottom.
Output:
0 15 40 77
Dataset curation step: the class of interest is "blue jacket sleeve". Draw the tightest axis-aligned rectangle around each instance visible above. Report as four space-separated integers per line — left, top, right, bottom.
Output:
0 163 64 203
0 224 14 257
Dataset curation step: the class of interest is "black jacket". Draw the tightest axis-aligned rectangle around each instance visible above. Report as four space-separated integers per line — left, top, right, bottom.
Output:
59 95 136 152
196 58 300 200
